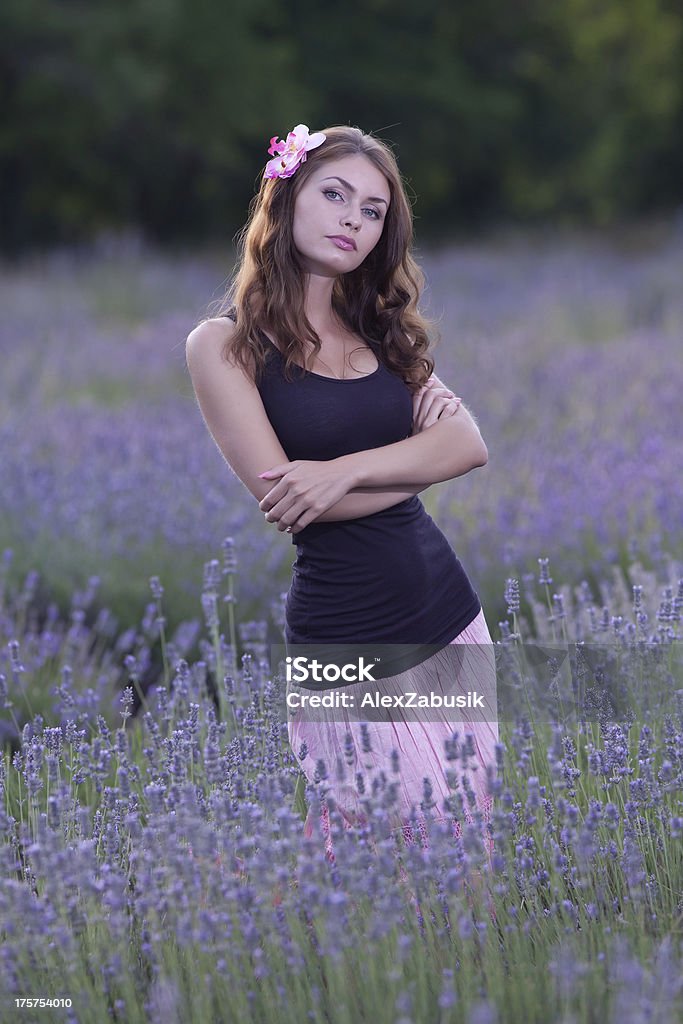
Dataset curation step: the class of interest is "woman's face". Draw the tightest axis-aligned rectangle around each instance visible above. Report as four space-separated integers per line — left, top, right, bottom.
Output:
291 154 391 276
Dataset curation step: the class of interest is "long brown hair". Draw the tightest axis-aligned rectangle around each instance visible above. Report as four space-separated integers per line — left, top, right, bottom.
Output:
201 125 438 393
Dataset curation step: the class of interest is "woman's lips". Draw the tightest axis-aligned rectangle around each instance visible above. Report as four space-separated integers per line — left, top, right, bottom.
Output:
327 236 356 251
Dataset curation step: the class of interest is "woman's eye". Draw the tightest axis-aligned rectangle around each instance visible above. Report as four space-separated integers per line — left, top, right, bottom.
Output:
322 189 380 219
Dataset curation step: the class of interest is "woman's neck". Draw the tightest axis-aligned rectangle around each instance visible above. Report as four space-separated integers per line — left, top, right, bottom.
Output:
302 272 339 336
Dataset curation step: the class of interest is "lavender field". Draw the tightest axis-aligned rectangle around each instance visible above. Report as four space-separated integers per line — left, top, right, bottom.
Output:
1 221 682 1022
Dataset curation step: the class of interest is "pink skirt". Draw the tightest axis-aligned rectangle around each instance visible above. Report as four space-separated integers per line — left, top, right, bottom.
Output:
287 607 499 860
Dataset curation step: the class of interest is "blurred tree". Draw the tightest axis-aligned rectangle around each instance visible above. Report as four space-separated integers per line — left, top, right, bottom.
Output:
503 0 683 222
1 0 178 249
0 0 308 252
0 0 682 250
280 0 527 231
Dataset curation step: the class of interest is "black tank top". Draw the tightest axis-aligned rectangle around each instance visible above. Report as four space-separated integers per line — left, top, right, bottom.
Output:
222 310 481 647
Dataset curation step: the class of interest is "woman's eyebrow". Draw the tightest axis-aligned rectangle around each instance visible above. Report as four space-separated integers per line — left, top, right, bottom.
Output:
321 176 388 206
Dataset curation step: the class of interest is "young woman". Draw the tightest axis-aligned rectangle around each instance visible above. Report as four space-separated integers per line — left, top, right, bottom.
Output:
186 123 499 861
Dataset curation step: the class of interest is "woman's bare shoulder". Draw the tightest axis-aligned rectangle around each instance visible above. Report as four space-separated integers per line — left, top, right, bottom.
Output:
186 315 239 364
187 314 235 342
185 315 260 392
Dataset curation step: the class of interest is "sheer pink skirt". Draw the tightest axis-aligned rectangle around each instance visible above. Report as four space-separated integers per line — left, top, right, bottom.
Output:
287 607 499 862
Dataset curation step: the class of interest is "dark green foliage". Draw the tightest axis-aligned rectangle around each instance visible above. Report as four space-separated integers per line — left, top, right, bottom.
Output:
1 0 682 252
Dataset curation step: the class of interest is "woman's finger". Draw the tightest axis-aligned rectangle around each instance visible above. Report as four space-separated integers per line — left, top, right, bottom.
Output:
264 493 299 527
412 386 431 413
413 387 461 433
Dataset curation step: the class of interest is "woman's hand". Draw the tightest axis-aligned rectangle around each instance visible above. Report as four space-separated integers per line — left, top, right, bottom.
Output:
258 459 356 534
411 375 462 435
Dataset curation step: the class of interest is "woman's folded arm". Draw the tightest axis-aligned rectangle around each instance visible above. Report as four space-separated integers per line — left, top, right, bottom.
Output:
333 404 488 489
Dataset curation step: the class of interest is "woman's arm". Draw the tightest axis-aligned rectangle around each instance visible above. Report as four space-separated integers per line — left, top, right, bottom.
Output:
307 405 483 524
336 405 488 489
311 482 428 522
259 383 485 531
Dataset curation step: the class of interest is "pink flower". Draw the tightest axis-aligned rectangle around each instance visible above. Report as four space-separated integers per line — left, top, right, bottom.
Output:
264 123 326 179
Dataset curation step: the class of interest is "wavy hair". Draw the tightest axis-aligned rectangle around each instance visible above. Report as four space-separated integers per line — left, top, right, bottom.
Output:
201 125 438 393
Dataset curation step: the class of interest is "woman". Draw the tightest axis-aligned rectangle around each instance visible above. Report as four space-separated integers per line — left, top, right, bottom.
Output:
186 124 499 862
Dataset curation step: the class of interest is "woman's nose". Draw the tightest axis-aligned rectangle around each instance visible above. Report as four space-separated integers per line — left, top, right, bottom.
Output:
342 209 361 230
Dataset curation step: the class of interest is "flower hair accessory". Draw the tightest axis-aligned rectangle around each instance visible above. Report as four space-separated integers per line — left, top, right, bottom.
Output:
264 124 326 179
